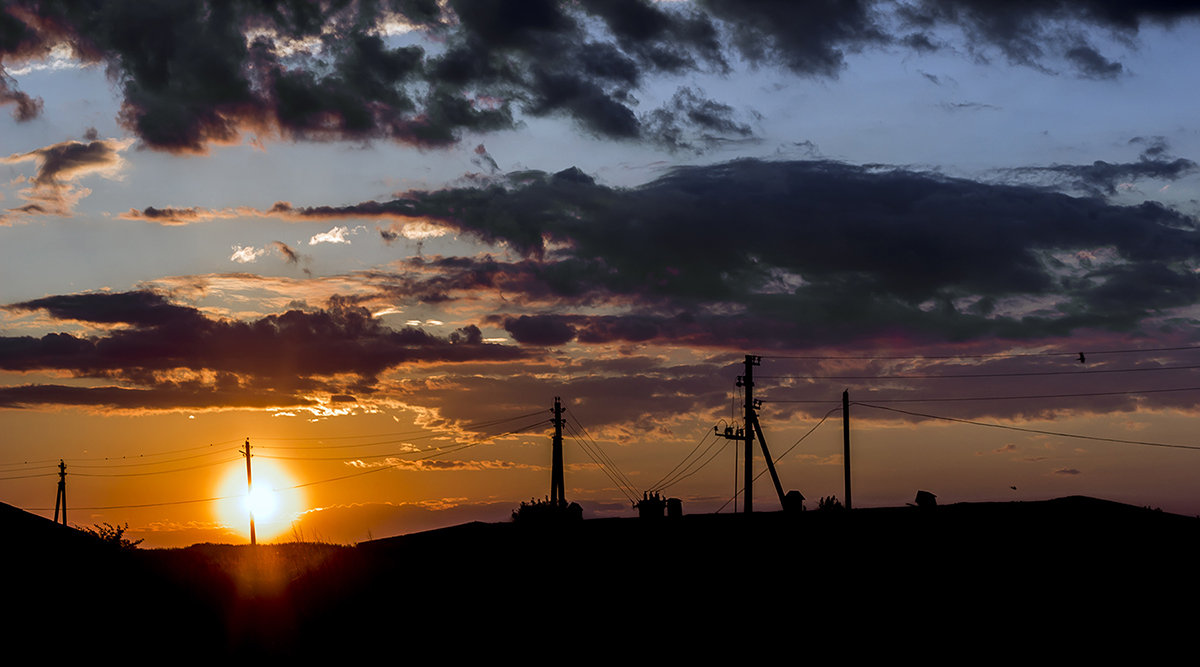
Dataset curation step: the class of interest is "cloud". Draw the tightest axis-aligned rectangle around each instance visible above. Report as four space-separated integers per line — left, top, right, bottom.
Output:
698 0 889 76
642 86 756 152
938 101 1000 112
346 457 540 471
271 241 300 264
502 315 576 346
1 290 527 410
309 225 352 245
120 206 239 225
9 0 1181 153
2 138 132 217
1054 467 1082 475
0 69 42 121
1005 141 1198 197
230 244 267 263
321 159 1200 346
1065 43 1123 79
896 0 1200 75
379 220 450 243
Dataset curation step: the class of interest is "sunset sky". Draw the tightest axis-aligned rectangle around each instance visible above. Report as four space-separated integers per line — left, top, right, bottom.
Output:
3 1 1200 547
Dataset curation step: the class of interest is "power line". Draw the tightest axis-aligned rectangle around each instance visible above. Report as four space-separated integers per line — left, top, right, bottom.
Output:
713 407 840 513
22 419 552 512
764 386 1200 404
563 419 638 503
0 471 58 482
648 424 719 491
567 415 638 495
760 344 1200 361
658 436 732 493
252 410 548 448
70 456 242 478
0 438 241 469
756 363 1200 381
853 402 1200 451
70 448 239 470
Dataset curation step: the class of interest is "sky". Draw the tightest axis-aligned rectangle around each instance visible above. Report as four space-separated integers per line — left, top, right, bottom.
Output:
2 0 1200 547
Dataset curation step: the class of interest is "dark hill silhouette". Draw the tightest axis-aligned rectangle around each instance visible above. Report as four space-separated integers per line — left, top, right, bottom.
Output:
4 496 1197 658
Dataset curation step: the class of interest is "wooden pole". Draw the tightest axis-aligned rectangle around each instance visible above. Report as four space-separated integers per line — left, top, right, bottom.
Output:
742 355 757 514
843 390 852 510
242 438 256 546
550 397 565 505
54 459 66 525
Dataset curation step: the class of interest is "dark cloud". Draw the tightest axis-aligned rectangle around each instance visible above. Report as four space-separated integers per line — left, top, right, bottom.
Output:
699 0 889 76
306 158 1200 353
0 70 42 121
472 143 501 174
271 240 301 264
643 86 755 152
501 315 576 346
3 138 129 217
938 101 1000 112
6 139 124 186
898 0 1200 75
11 290 202 327
12 1 1186 153
1007 144 1198 196
1 290 526 409
1055 468 1082 475
0 383 310 411
1065 43 1123 79
388 357 731 436
0 0 738 151
120 206 224 225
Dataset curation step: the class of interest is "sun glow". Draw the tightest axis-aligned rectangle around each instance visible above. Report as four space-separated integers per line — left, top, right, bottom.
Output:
214 457 305 543
245 483 278 520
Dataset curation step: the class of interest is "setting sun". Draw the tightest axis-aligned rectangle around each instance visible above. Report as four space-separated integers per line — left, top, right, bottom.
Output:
215 457 304 543
245 483 279 521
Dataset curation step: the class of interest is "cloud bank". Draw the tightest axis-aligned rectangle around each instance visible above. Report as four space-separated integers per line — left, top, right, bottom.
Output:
5 1 1199 152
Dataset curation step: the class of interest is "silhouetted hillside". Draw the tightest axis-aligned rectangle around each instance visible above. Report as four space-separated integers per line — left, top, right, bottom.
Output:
6 497 1197 658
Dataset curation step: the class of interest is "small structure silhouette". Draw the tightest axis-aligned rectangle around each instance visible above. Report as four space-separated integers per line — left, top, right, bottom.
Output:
635 491 667 519
915 490 938 509
783 490 806 512
667 497 683 518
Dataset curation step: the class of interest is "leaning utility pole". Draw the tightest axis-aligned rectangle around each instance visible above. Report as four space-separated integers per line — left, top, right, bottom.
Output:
241 438 256 546
53 459 66 525
550 397 565 505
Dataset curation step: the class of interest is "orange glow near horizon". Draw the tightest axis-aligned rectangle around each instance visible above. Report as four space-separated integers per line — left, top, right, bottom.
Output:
214 457 306 543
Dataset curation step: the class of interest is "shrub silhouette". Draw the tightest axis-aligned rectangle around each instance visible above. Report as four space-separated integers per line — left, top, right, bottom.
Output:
80 522 143 550
817 495 843 512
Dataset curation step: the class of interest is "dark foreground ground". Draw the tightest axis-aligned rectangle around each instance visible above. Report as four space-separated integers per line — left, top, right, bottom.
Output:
6 496 1198 658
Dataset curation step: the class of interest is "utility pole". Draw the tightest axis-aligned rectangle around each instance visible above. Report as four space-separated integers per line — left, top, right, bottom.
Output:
241 438 256 546
717 354 790 512
843 390 852 510
550 397 565 506
739 355 760 513
53 459 66 525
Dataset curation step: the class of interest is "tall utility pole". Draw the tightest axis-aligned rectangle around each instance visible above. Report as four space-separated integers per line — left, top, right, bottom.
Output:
843 390 852 510
53 459 66 525
740 355 760 514
550 396 565 506
241 438 256 546
719 355 789 513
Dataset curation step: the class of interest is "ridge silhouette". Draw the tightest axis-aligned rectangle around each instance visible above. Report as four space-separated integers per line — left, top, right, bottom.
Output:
6 496 1196 658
